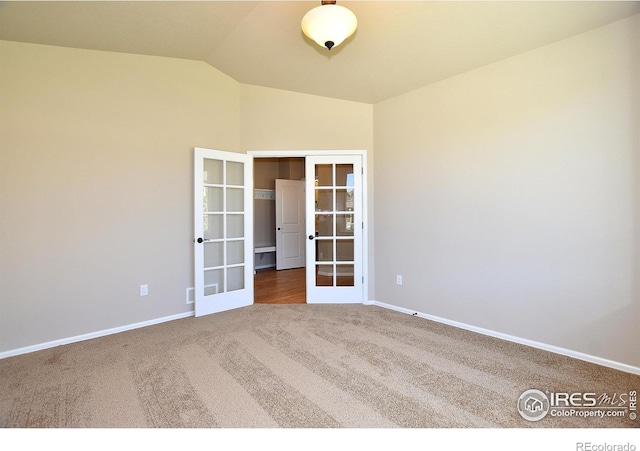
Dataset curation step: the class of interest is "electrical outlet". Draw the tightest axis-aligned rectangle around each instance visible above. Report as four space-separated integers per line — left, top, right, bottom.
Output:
396 275 403 286
139 284 149 296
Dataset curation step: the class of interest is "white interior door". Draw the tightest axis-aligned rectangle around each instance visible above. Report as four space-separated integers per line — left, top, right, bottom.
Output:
305 155 363 303
194 147 253 317
275 179 306 270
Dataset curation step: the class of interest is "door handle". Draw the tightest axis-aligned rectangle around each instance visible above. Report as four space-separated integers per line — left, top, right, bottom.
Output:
308 235 315 240
194 237 212 243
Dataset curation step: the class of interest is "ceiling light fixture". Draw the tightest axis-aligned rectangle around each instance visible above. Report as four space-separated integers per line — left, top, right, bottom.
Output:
301 0 357 51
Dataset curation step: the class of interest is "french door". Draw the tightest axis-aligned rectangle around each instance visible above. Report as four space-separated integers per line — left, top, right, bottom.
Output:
193 147 253 317
305 155 363 303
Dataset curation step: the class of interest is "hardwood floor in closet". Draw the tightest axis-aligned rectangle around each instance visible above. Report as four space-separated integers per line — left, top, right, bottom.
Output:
254 268 306 304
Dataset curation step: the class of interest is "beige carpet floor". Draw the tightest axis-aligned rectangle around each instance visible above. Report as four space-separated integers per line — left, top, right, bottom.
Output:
0 304 638 428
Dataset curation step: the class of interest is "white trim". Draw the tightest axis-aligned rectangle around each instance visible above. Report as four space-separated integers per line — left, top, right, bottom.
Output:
368 300 640 376
248 149 367 158
0 311 194 360
7 300 637 376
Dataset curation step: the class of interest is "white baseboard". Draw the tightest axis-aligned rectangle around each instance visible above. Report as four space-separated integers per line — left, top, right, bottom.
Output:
368 300 640 376
5 301 639 377
0 311 195 360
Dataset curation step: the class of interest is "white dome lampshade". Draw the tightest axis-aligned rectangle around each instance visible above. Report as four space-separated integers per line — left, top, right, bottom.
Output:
301 1 357 50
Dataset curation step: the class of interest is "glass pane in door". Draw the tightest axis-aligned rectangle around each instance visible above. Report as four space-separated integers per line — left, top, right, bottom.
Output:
204 215 223 240
336 164 353 186
204 242 224 268
316 264 334 286
227 188 244 212
226 161 244 186
315 190 333 211
315 164 333 186
227 215 244 239
227 240 244 265
204 187 223 212
316 240 333 261
336 264 354 286
336 214 354 236
336 239 354 261
204 159 223 184
227 266 244 292
316 214 333 237
204 269 224 295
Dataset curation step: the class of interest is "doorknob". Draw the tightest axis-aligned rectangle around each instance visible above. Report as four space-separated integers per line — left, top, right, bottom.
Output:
196 237 204 243
308 235 315 240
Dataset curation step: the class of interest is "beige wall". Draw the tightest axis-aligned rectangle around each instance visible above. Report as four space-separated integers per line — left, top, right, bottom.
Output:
240 84 375 298
374 15 640 368
0 42 374 354
240 84 373 152
0 41 240 352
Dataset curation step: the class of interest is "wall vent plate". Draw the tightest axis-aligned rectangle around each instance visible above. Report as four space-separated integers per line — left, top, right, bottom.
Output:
186 284 219 304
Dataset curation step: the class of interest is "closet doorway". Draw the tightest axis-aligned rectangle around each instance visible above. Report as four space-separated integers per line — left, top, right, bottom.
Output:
250 150 368 306
253 157 306 304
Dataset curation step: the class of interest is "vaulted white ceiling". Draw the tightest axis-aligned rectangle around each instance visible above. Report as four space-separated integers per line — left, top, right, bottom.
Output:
1 1 639 104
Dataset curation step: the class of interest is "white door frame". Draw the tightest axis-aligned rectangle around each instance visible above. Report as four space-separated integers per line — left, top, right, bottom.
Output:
248 150 369 304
